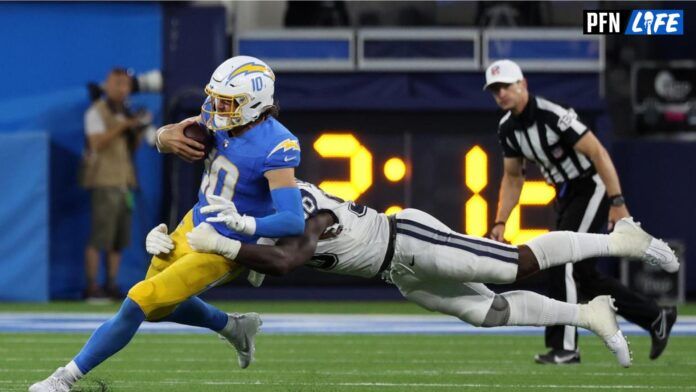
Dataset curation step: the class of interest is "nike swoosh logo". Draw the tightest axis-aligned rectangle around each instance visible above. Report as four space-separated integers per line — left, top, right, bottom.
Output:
284 156 296 162
553 353 577 363
409 256 415 267
655 310 667 339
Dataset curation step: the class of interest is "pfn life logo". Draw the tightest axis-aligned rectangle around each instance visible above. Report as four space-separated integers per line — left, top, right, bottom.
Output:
583 10 684 35
626 10 683 35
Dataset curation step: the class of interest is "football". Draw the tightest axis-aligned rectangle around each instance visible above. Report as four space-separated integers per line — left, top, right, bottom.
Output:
183 122 214 156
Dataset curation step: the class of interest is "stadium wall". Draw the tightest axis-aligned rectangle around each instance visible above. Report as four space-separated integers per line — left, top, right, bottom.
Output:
0 3 164 299
0 133 49 301
613 140 696 293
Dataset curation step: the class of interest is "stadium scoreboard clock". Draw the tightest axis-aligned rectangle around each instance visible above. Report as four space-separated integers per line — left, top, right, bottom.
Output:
287 111 560 245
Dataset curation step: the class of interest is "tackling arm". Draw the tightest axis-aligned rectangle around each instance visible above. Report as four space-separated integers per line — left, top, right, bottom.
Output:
235 213 332 276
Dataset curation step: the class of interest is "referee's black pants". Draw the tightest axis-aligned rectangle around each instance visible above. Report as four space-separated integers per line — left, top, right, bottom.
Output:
545 174 661 351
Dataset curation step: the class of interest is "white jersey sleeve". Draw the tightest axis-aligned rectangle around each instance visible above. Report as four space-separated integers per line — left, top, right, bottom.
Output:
297 180 393 278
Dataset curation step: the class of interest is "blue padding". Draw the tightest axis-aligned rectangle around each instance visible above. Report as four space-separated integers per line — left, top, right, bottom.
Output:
238 39 350 59
364 40 474 59
488 40 599 60
0 3 164 299
0 133 49 301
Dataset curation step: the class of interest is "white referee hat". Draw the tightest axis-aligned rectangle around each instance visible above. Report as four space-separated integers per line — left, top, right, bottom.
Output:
483 59 524 90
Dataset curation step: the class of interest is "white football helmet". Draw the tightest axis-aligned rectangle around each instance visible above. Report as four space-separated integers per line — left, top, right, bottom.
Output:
202 56 276 131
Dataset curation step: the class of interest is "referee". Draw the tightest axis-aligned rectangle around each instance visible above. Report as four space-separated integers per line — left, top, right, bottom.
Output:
484 59 676 364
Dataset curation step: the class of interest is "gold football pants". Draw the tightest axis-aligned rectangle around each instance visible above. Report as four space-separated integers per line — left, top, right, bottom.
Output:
127 211 243 320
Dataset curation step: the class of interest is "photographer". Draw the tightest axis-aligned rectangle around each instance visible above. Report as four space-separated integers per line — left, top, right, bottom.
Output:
81 67 151 301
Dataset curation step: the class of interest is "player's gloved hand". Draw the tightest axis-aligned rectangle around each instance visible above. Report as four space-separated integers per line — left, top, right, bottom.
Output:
186 222 242 260
145 223 175 256
201 195 256 235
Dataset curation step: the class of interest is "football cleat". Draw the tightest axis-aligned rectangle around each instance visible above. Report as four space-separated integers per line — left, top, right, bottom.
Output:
650 306 677 360
581 296 632 367
534 349 581 365
28 367 75 392
609 217 679 273
218 312 262 369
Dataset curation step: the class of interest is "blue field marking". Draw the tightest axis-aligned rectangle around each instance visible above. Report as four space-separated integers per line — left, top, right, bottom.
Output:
1 313 696 336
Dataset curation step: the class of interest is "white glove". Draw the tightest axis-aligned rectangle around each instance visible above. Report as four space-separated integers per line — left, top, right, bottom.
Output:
247 270 265 287
186 222 242 260
145 223 174 256
200 195 256 235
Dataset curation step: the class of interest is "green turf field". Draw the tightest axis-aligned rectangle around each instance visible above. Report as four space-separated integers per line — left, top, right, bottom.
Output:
4 334 696 391
2 300 696 315
3 301 696 391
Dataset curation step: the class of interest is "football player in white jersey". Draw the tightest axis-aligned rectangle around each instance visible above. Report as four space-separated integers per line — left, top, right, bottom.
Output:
147 180 679 367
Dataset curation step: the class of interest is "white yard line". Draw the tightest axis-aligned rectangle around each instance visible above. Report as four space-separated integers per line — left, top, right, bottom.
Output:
1 313 696 335
21 379 694 390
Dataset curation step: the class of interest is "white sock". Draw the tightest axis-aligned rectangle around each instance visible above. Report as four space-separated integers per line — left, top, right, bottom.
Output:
575 303 593 330
64 360 83 383
218 315 235 336
502 290 579 327
525 231 611 270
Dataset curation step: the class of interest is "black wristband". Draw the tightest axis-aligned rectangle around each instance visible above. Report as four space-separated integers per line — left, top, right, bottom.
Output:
492 221 506 228
608 194 625 207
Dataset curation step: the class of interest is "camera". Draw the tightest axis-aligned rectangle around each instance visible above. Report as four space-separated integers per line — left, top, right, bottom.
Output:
87 69 163 102
129 108 158 148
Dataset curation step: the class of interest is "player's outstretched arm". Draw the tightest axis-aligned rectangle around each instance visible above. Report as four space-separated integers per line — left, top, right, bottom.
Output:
235 213 332 276
186 212 332 276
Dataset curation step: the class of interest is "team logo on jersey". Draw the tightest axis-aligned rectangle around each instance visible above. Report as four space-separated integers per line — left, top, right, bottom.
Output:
268 139 301 158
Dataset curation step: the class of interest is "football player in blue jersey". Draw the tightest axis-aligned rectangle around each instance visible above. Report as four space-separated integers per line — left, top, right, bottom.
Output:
29 56 305 392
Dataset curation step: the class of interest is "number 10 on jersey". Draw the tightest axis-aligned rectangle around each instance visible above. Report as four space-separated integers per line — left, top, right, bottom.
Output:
200 153 240 202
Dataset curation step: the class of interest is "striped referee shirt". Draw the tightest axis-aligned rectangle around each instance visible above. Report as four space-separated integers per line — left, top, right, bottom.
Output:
497 95 594 186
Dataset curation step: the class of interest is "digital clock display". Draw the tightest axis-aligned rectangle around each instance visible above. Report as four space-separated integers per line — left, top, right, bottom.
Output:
284 111 561 244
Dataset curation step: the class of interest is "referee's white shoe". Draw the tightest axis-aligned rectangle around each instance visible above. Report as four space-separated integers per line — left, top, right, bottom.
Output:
609 217 679 273
580 296 632 367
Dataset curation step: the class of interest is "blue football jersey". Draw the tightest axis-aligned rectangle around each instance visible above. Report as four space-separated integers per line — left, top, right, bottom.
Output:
192 109 301 243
